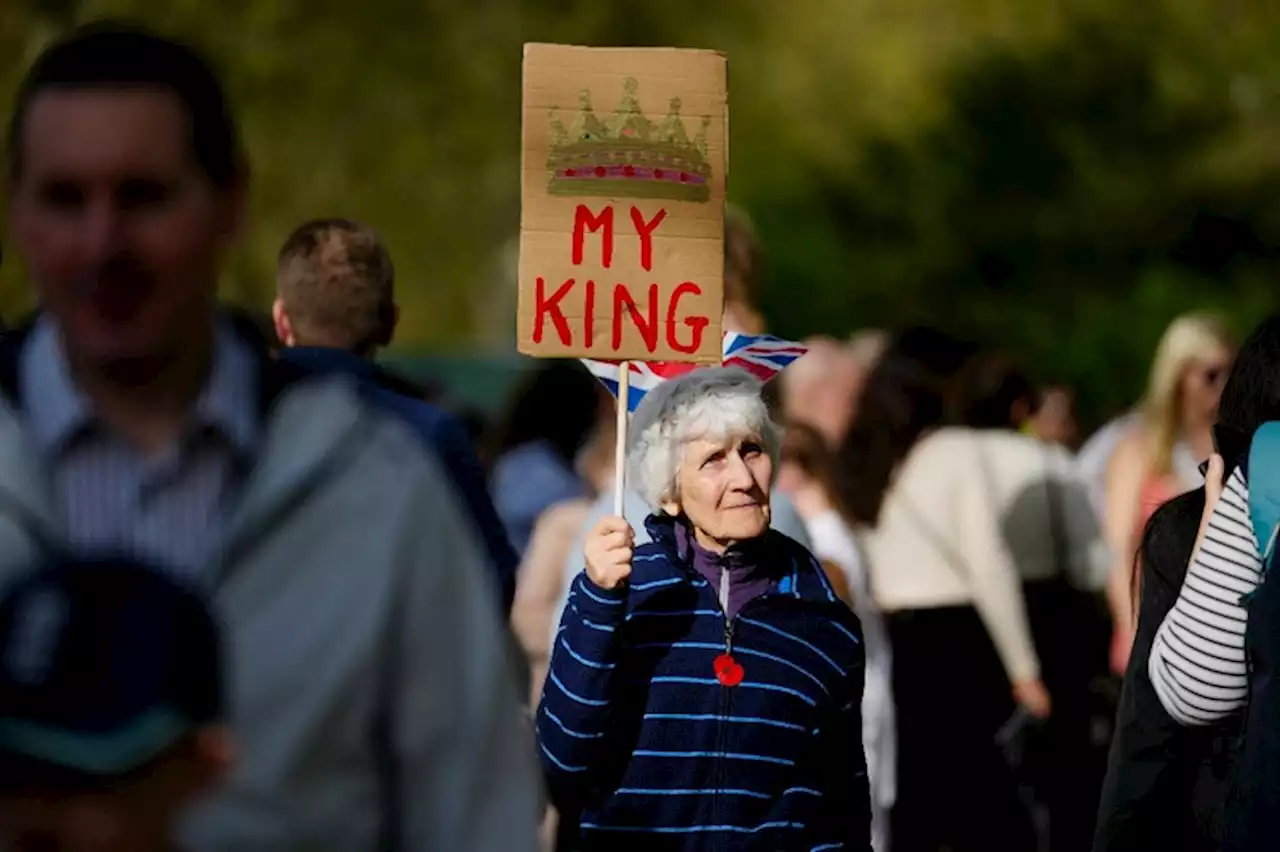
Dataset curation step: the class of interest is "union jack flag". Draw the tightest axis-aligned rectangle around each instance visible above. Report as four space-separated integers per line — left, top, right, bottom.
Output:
581 333 809 413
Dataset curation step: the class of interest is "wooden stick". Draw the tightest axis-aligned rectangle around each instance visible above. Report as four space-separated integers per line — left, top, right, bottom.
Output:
613 361 630 516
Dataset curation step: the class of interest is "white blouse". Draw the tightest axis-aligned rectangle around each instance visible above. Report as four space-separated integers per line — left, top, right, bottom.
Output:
804 509 896 815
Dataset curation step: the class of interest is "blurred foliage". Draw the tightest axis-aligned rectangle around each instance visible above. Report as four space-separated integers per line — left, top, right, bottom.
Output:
2 0 1280 425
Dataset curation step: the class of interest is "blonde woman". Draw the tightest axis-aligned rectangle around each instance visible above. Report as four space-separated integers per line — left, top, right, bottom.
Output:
1105 312 1234 675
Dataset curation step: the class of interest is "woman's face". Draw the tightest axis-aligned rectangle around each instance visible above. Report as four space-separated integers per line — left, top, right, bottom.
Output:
663 433 773 550
1181 345 1233 424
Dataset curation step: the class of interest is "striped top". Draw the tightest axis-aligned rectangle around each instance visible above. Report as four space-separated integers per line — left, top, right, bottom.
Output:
1149 466 1258 725
537 514 870 851
19 317 259 578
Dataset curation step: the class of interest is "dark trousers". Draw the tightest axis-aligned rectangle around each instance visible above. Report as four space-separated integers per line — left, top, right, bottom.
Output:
887 605 1037 852
1022 579 1109 852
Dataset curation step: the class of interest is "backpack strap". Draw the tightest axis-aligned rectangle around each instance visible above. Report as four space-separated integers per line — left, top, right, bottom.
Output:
1247 422 1280 573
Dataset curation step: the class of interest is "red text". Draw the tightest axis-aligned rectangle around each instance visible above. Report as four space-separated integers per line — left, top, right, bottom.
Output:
571 203 667 271
531 278 710 355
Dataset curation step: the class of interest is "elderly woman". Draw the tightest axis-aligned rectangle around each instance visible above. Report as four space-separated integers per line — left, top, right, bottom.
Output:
537 367 870 851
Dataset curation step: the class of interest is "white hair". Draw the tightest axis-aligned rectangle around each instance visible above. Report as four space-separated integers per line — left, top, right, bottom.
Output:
626 367 781 511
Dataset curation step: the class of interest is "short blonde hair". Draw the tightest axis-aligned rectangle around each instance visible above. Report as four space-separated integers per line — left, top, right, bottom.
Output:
276 218 395 352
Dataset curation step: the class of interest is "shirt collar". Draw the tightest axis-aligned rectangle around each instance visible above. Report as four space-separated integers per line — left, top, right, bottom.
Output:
278 346 376 380
21 317 259 457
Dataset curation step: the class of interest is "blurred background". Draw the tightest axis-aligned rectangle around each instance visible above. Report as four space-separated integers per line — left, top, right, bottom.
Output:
3 0 1280 426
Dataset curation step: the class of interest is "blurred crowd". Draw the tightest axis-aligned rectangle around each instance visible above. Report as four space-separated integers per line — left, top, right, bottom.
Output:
0 17 1275 852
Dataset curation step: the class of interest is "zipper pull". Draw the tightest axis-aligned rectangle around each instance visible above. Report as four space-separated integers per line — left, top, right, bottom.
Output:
714 569 743 687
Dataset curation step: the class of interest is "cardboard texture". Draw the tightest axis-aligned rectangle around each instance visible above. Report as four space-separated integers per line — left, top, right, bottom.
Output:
518 44 727 363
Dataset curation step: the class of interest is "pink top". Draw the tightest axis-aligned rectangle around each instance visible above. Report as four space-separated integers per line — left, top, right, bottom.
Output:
1135 475 1186 544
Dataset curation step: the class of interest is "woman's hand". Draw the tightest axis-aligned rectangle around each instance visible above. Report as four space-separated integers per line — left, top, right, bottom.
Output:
584 515 634 590
1012 678 1052 719
1192 453 1225 560
1110 628 1135 678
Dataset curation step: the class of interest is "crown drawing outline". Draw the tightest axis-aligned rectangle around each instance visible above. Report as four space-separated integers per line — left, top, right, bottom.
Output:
547 77 713 204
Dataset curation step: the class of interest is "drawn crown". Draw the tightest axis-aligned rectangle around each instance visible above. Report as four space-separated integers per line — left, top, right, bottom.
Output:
547 77 713 204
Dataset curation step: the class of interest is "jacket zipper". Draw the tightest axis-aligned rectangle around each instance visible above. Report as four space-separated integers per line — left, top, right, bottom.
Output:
708 567 786 846
712 567 732 850
714 583 784 849
717 617 735 852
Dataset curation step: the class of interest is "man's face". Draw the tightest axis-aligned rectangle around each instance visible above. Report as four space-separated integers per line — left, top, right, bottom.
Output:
787 353 863 448
8 88 242 368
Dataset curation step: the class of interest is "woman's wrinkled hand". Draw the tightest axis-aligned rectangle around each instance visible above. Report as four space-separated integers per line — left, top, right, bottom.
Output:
584 515 634 590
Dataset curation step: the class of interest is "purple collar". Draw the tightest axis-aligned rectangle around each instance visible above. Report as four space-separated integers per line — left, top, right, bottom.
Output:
674 518 775 619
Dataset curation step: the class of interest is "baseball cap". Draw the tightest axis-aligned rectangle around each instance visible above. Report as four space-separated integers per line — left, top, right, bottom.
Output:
0 555 223 788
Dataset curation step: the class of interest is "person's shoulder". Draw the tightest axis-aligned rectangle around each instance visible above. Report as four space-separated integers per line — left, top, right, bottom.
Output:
260 372 471 559
982 430 1073 467
768 530 866 645
365 381 456 439
803 509 859 561
633 527 675 564
1105 424 1152 481
493 441 571 485
282 371 447 484
902 427 977 471
762 527 822 577
916 426 972 451
631 516 680 572
537 498 593 540
803 508 846 543
1110 421 1148 455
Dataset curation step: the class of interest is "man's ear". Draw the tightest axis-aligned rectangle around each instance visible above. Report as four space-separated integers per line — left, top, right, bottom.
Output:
271 298 293 348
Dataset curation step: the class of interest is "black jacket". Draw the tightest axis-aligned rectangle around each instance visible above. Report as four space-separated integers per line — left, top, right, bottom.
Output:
1093 486 1241 852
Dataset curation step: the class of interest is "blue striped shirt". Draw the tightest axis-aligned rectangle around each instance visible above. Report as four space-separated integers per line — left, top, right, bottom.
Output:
20 318 259 578
537 514 871 851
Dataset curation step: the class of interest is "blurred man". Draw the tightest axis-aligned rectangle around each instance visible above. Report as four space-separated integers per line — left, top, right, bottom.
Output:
4 22 537 851
1029 385 1079 448
781 334 874 447
0 556 232 852
272 218 518 612
848 328 888 372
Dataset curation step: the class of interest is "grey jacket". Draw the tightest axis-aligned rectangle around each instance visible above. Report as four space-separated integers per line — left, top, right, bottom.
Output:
0 353 539 851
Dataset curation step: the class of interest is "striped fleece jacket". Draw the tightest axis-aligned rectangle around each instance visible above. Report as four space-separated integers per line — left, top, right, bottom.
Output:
537 513 871 851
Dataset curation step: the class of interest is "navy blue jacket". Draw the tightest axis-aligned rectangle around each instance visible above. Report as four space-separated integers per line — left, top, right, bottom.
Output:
537 514 871 851
279 347 518 613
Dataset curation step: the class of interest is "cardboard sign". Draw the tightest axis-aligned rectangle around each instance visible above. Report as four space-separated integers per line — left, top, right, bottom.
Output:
518 44 727 363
